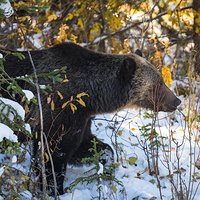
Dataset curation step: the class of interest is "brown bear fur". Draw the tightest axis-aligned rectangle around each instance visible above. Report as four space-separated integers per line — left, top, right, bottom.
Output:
0 42 181 194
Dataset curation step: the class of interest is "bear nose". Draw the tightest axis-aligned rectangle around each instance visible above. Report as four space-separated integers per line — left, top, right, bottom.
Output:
175 98 181 107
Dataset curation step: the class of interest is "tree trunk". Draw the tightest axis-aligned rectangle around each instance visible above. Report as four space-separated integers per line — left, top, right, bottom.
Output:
193 0 200 75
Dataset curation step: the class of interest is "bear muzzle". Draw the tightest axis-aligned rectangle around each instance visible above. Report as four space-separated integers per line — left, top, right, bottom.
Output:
158 84 181 112
160 97 181 112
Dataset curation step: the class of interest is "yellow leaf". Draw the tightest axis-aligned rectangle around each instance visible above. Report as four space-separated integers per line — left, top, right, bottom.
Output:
118 130 123 136
21 96 26 103
111 185 117 193
44 152 49 162
162 65 172 87
63 79 69 83
57 90 63 100
63 74 69 83
109 15 121 31
77 19 84 29
70 34 78 43
130 127 136 131
66 13 74 21
70 103 77 113
51 100 55 111
48 14 58 22
34 28 41 34
155 51 162 61
25 104 30 113
76 92 89 98
62 101 70 109
47 96 51 104
35 132 38 139
56 24 69 43
194 138 199 143
76 98 86 107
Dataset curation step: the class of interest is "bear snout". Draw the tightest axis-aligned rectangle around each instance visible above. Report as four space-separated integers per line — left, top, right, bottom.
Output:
174 98 181 107
157 83 181 112
161 97 181 112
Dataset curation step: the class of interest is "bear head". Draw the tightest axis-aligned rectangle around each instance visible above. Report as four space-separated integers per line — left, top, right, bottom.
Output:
121 53 181 112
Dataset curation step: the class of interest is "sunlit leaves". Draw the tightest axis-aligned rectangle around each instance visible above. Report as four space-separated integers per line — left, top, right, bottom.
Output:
47 13 57 22
162 65 172 87
77 18 84 29
61 96 73 109
70 103 77 113
56 24 69 44
76 92 89 99
76 98 86 107
109 15 121 32
61 92 89 113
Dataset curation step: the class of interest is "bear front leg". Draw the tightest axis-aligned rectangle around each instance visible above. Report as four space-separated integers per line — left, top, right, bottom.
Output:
45 152 67 195
69 133 114 174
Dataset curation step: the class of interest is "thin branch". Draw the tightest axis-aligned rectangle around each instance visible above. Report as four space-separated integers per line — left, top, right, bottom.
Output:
91 4 193 45
15 15 47 199
43 131 58 198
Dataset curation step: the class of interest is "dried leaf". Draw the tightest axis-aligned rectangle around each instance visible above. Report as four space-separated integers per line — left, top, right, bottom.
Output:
70 103 77 113
76 92 89 98
76 98 86 107
130 127 136 131
62 101 70 109
44 152 49 162
24 104 30 113
47 96 51 104
51 100 55 111
57 90 63 100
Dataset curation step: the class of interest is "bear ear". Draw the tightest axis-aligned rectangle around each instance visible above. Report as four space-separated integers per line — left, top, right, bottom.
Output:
119 57 137 82
135 49 143 57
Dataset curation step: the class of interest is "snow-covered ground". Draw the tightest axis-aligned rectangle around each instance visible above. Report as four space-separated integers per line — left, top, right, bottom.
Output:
0 86 200 199
56 105 200 200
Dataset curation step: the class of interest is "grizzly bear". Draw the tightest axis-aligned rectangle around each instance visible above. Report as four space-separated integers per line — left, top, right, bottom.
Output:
0 42 181 194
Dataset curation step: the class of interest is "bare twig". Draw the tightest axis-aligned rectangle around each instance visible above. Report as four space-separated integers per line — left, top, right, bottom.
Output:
15 15 58 199
90 4 193 46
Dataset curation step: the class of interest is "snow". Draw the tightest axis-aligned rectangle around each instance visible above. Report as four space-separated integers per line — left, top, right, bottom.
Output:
0 0 14 18
169 4 177 11
55 189 91 200
0 123 18 142
97 162 104 175
0 166 5 176
56 97 200 200
0 80 199 199
0 97 25 120
22 90 34 101
25 123 31 133
11 155 17 163
19 190 33 200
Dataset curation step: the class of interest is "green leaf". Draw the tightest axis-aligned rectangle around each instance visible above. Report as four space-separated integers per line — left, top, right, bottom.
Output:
149 179 155 184
128 156 137 166
12 52 25 60
111 184 117 193
117 130 123 136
